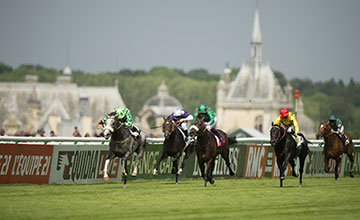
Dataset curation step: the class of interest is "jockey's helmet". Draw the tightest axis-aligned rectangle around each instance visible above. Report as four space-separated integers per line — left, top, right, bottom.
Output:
117 108 126 119
329 115 337 121
174 108 183 117
198 104 208 114
280 108 289 118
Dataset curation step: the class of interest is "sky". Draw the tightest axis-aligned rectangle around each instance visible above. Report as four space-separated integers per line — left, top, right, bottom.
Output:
0 0 359 82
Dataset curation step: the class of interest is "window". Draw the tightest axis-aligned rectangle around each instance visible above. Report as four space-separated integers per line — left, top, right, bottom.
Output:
255 115 263 133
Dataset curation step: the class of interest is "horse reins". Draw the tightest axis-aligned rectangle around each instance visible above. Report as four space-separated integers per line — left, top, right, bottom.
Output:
272 125 286 142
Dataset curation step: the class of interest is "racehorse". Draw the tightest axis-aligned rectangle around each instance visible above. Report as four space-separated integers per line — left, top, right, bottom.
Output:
152 117 195 184
270 123 309 187
189 118 236 187
315 121 354 180
102 112 147 188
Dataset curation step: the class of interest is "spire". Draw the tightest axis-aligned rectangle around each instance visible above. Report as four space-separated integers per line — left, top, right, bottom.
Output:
250 6 262 78
251 8 262 44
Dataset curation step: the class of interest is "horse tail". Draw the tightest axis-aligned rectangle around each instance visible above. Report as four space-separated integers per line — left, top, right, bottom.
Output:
227 136 237 145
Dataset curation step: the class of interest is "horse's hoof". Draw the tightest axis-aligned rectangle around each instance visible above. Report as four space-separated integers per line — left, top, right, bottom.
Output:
123 184 127 189
350 173 355 178
299 183 302 188
153 169 157 175
210 180 215 185
103 176 109 181
230 171 235 176
131 172 137 177
177 168 183 175
122 173 128 178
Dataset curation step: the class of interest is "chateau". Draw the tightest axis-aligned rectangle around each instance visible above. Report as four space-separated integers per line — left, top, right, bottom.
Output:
216 8 315 137
0 67 125 136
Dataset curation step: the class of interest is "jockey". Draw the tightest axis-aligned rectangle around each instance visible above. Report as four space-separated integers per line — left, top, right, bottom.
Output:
100 107 140 137
193 104 225 146
274 108 303 150
167 108 193 145
328 115 349 145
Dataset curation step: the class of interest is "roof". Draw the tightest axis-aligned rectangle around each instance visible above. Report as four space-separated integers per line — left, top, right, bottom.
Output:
140 81 182 116
226 63 277 102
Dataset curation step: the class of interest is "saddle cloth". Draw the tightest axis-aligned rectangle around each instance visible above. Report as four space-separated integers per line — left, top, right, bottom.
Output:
214 135 221 147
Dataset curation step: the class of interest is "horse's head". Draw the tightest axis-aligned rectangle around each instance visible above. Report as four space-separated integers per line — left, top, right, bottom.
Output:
316 121 331 139
269 122 286 146
103 112 122 139
162 117 175 139
189 118 206 143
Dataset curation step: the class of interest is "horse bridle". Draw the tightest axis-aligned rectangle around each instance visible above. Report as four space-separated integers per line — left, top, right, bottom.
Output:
318 123 332 138
162 119 175 134
271 124 287 144
103 117 123 134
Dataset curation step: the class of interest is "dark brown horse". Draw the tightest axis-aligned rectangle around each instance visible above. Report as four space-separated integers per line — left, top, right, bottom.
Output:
189 118 236 187
152 117 194 184
270 123 309 187
315 121 354 180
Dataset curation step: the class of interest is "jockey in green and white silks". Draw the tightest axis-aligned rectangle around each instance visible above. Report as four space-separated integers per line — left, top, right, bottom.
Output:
193 104 225 146
328 114 349 145
101 107 140 137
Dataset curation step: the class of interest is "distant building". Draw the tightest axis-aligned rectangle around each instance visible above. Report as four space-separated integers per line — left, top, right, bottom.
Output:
0 67 125 136
216 7 315 137
138 81 182 137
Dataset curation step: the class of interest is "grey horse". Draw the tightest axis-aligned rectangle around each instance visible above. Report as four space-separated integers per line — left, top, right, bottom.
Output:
102 112 147 188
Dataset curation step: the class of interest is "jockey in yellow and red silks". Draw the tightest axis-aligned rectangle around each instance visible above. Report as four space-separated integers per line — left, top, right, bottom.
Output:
274 108 303 149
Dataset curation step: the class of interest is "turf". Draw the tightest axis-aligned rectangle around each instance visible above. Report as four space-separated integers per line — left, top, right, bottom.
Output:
0 177 359 220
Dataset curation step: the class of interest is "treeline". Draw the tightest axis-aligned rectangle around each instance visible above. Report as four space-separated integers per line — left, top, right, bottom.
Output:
0 61 359 137
291 77 360 138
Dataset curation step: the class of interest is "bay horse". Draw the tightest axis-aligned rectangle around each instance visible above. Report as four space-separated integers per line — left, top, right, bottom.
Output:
315 121 354 180
102 113 147 188
152 117 195 184
270 123 309 187
189 118 236 187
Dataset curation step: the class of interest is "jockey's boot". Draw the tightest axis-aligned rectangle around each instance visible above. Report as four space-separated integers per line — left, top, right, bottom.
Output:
341 133 349 145
184 130 192 147
130 126 140 138
212 128 225 147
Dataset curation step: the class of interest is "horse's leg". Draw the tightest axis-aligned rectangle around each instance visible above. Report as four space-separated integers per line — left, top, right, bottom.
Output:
334 157 341 180
324 155 330 173
205 159 216 186
103 152 115 181
121 159 128 178
153 152 168 175
178 145 193 175
276 157 284 187
198 158 206 181
132 146 144 177
289 159 298 177
173 157 179 184
299 153 306 187
346 146 355 178
122 159 128 188
220 147 235 176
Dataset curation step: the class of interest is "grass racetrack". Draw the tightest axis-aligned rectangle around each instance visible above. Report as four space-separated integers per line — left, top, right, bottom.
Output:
1 177 359 220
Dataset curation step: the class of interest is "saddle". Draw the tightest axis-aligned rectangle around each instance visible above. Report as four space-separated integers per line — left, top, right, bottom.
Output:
334 133 347 145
